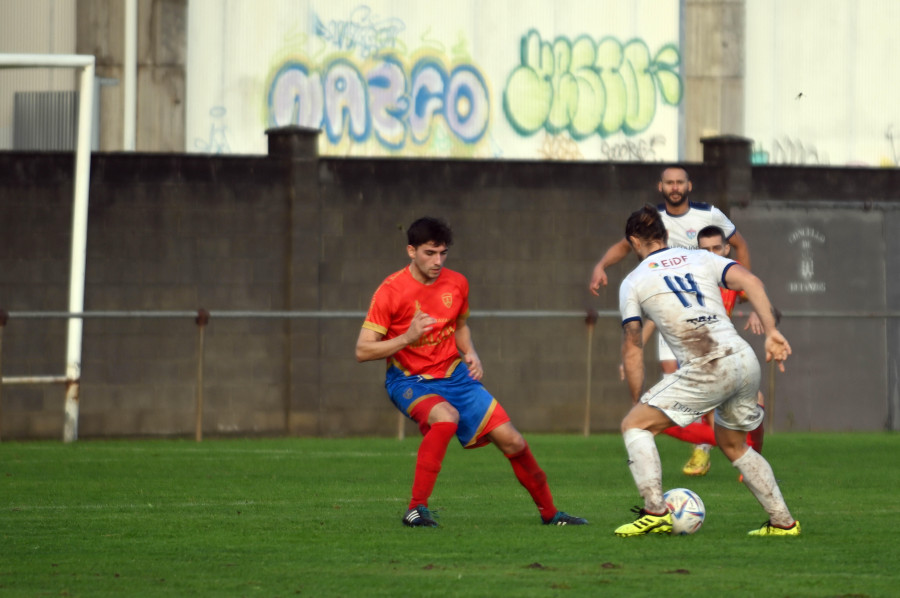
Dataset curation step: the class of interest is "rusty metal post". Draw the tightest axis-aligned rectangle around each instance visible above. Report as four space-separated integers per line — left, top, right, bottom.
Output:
195 309 210 442
766 307 783 434
767 360 776 434
0 309 7 442
584 309 599 437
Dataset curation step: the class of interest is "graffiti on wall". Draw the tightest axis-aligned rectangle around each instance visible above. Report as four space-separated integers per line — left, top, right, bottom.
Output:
265 8 682 157
503 31 682 139
600 135 667 161
312 6 405 58
268 7 489 153
267 54 489 150
751 138 830 165
193 106 231 154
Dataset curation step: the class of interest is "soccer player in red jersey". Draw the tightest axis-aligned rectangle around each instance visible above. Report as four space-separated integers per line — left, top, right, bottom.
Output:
356 217 587 528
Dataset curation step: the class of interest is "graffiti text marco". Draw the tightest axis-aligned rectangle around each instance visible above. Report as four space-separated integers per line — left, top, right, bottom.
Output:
267 55 490 150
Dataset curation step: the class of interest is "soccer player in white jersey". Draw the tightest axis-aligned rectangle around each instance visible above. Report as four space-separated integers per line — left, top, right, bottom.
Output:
613 205 800 537
589 165 753 476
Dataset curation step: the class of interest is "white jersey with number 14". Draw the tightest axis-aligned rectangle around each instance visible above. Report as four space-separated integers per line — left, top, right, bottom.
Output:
619 247 749 366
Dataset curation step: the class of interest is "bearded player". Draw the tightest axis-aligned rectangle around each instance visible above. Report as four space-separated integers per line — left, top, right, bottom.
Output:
591 165 754 476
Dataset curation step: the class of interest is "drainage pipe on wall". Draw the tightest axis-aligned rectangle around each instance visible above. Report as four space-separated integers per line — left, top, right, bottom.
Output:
123 0 137 150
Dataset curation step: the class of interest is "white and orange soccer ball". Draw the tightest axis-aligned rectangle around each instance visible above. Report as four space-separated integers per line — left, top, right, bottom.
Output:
664 488 706 535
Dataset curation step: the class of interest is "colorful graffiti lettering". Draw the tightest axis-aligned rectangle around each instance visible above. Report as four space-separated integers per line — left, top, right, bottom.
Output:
267 55 489 149
751 138 829 165
503 31 682 139
313 6 406 59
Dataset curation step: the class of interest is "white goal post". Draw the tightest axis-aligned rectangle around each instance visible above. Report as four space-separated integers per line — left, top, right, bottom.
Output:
0 53 95 442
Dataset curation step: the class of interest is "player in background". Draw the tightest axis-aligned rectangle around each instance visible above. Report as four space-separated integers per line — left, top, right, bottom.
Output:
356 217 588 528
614 205 800 537
656 225 767 465
590 165 753 477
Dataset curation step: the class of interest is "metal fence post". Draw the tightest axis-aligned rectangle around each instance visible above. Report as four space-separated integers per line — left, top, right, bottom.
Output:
767 360 776 434
0 309 7 442
583 309 598 437
195 309 210 442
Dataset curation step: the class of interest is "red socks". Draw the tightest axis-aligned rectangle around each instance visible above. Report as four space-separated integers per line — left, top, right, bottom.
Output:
748 420 765 453
664 417 764 453
663 421 716 445
409 422 457 509
506 444 556 522
408 428 561 522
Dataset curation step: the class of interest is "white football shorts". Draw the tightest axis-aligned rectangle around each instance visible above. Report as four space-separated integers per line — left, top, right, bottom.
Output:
640 345 764 432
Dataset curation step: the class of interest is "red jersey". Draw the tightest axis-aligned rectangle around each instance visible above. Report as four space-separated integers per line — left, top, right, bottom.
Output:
362 266 470 378
720 288 739 316
720 261 747 316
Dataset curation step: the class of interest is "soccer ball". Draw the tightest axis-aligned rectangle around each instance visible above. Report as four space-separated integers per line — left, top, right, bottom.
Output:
663 487 706 535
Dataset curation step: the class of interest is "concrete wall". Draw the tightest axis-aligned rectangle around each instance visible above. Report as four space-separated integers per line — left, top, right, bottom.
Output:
75 0 186 151
682 0 745 161
0 132 897 440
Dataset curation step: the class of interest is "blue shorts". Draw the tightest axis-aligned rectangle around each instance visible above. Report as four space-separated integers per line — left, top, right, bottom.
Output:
385 363 501 447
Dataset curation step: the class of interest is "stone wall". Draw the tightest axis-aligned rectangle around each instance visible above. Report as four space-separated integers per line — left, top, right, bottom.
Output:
1 132 897 439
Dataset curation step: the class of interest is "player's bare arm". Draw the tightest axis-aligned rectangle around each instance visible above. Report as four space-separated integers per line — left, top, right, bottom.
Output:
355 310 436 363
621 320 645 403
724 264 792 371
454 316 483 380
728 230 751 271
589 238 633 295
618 319 656 381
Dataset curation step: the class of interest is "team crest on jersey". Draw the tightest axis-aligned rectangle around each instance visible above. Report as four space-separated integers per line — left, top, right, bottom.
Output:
686 229 698 240
403 387 414 400
442 293 453 308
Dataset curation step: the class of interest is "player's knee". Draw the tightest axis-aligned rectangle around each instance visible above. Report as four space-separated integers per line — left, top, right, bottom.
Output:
620 413 646 434
428 402 459 425
492 424 526 455
505 434 527 455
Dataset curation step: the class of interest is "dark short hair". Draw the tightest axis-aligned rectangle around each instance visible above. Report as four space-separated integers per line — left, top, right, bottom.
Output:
625 204 667 243
659 164 690 181
697 225 726 242
407 217 453 248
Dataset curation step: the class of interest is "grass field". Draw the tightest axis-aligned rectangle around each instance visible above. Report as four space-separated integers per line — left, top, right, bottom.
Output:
1 432 898 597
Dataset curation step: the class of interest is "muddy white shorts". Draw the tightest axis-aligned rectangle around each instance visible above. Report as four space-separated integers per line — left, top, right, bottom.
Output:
641 345 763 432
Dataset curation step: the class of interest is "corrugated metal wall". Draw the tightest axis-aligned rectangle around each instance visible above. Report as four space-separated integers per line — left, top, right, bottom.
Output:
13 91 78 150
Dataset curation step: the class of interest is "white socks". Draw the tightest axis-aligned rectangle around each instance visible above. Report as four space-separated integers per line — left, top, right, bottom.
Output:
732 447 794 527
623 428 666 514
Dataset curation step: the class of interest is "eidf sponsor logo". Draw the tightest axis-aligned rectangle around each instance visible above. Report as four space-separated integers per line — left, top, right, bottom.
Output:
647 255 689 270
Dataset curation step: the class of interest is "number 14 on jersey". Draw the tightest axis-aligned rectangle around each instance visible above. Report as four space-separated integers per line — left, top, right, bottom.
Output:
664 273 705 308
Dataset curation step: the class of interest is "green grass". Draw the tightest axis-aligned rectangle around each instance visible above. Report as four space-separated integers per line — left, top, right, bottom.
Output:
1 433 898 597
